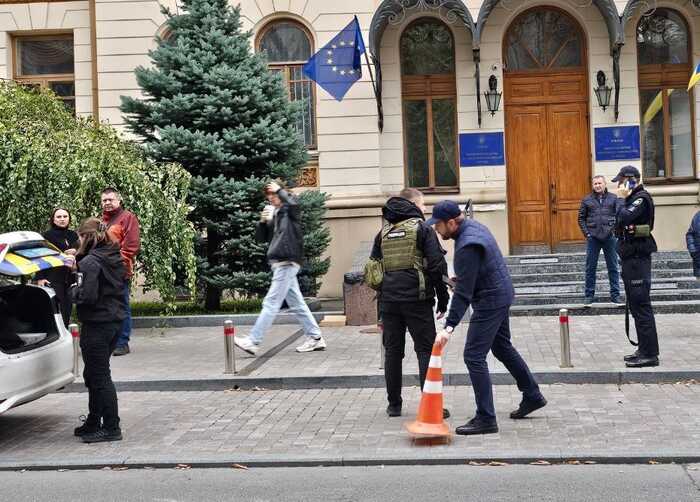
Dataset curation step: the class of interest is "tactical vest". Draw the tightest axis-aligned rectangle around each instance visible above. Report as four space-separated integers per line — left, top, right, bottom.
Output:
380 218 426 300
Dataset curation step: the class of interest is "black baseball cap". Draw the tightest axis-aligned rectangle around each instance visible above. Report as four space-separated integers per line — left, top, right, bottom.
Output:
611 165 641 182
426 200 462 226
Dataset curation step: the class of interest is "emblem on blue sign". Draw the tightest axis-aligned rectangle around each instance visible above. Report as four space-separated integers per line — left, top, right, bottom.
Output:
459 132 505 167
594 126 640 161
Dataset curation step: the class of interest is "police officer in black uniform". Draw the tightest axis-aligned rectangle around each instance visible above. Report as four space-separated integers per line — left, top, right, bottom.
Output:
612 165 659 368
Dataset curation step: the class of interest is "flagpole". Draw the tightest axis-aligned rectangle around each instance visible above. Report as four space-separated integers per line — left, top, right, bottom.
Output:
362 42 384 132
354 16 383 132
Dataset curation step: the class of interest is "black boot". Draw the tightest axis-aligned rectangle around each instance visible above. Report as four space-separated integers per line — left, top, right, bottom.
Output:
74 415 100 437
386 404 402 417
625 355 659 368
455 416 498 436
82 427 122 443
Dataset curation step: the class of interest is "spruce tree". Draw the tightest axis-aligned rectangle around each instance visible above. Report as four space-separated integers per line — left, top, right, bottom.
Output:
121 0 330 309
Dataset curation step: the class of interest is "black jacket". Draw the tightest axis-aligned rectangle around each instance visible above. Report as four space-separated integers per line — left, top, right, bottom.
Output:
370 197 449 310
615 185 657 258
35 226 79 287
255 189 304 265
686 211 700 276
71 243 127 323
578 190 619 241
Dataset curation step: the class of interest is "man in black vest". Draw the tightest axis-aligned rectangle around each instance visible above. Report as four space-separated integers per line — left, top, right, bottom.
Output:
578 175 622 305
430 201 546 435
613 166 659 368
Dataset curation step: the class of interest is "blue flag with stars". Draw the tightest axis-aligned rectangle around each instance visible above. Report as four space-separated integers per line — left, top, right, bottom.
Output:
303 16 365 101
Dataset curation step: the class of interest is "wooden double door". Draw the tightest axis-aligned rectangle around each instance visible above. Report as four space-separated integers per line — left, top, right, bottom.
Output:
504 7 592 254
505 80 591 254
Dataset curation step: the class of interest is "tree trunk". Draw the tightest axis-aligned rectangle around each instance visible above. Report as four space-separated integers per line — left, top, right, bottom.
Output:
204 228 222 311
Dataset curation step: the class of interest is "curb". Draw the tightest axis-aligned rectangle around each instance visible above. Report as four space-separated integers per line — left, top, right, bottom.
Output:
2 453 699 472
60 370 700 393
132 311 337 329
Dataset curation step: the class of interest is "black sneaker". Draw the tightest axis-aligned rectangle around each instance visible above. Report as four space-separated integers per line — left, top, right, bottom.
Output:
74 415 100 437
611 296 625 305
113 345 130 356
623 350 640 362
386 404 402 417
443 408 450 419
510 396 547 419
455 417 498 436
82 428 123 443
583 297 593 307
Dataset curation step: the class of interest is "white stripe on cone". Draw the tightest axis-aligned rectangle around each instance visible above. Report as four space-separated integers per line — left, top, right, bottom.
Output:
422 379 443 394
429 356 442 368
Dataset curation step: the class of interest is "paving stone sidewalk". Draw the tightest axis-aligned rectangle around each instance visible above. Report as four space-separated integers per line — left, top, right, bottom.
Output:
1 383 700 469
100 314 700 384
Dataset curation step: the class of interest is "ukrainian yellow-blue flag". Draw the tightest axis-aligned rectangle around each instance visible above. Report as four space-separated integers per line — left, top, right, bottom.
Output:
688 61 700 91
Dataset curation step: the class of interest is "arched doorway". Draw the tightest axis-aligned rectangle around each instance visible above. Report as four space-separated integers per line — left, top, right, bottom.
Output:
503 7 591 254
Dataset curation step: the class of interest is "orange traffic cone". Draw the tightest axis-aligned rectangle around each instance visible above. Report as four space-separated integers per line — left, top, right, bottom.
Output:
405 342 451 439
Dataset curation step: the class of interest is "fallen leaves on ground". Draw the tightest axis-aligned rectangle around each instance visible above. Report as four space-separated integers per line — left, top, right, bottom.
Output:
530 460 551 465
175 464 191 470
231 464 249 470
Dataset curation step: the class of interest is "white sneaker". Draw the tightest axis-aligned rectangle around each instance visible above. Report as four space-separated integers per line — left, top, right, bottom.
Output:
295 336 327 353
234 336 259 356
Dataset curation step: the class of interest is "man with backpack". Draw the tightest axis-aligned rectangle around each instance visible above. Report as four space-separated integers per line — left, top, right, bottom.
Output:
368 188 450 418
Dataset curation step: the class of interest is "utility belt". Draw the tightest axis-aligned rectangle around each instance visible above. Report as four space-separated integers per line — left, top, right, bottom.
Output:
621 224 651 239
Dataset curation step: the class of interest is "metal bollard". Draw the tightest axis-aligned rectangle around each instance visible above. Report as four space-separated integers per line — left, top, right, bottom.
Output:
378 321 385 370
224 320 237 374
559 309 573 368
69 323 80 377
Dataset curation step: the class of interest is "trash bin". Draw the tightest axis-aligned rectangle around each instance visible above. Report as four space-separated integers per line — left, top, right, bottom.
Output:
343 242 378 326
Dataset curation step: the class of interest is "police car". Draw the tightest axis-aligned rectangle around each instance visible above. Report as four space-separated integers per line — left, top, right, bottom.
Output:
0 231 75 414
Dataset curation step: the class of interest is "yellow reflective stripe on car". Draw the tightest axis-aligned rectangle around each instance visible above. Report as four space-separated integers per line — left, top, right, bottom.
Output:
41 255 65 268
3 253 40 275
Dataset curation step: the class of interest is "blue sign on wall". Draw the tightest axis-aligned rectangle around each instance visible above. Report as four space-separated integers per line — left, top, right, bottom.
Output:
459 132 505 167
594 126 641 161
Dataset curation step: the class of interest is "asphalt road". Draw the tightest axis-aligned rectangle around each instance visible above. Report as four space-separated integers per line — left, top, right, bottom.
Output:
1 464 699 502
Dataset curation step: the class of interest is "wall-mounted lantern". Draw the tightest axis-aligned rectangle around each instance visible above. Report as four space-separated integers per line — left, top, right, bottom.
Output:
594 70 612 112
484 75 502 117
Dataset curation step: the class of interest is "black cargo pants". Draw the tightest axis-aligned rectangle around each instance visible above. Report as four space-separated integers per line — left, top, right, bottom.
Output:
380 301 436 408
621 255 659 357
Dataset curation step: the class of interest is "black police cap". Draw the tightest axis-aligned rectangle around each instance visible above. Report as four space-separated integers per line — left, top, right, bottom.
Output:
611 165 641 183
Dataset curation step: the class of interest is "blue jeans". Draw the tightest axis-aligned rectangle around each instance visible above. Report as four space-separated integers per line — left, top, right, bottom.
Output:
250 263 321 345
585 235 621 299
116 281 132 348
464 306 542 420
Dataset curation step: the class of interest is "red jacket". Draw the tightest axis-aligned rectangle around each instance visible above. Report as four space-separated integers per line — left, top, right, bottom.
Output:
103 207 140 279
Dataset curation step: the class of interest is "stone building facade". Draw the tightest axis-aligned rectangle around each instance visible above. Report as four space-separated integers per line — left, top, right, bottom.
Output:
1 0 699 296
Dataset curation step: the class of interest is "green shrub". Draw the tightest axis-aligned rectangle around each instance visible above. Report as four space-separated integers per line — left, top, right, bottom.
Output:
0 81 196 302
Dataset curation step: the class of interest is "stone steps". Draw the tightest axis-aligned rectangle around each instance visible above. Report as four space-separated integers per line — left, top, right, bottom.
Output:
507 251 698 315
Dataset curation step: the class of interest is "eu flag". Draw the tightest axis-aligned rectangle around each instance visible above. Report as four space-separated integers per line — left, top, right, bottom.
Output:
303 16 366 101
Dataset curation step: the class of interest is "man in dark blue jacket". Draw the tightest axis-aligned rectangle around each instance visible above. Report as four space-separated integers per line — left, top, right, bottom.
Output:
428 201 546 435
686 210 700 278
578 175 622 305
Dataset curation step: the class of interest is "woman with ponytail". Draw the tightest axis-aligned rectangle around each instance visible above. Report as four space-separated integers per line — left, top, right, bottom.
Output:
70 217 126 443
